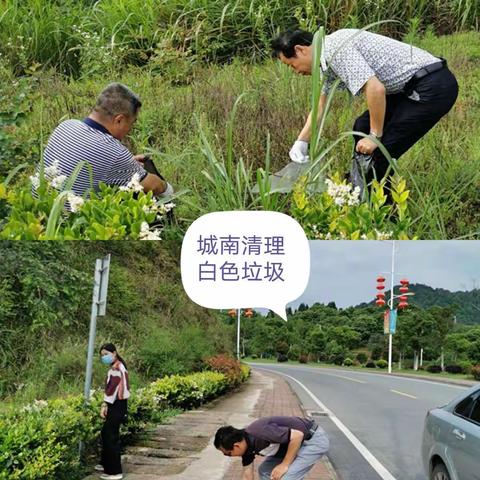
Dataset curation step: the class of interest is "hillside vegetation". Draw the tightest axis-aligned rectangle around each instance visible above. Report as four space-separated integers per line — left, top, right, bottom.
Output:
0 242 232 403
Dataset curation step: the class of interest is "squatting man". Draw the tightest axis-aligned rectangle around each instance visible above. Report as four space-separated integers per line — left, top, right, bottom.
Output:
34 83 173 203
215 416 329 480
271 28 458 192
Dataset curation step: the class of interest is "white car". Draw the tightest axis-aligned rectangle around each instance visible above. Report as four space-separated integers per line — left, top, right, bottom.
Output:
422 384 480 480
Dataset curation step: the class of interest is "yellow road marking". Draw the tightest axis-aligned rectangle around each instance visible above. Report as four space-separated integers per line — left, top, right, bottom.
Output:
390 389 417 399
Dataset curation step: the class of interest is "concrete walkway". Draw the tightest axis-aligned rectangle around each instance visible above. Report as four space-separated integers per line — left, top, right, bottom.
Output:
84 370 336 480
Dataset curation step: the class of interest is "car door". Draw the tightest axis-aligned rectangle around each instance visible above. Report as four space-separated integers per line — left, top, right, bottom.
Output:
447 390 480 480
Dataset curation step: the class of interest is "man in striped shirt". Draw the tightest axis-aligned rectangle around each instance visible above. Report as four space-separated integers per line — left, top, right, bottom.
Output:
36 83 172 199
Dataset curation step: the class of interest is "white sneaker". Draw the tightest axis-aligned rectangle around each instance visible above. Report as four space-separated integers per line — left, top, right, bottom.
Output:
100 474 123 480
94 465 104 472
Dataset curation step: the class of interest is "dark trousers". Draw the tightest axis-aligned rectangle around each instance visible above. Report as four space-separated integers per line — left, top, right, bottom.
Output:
101 400 128 475
353 67 458 186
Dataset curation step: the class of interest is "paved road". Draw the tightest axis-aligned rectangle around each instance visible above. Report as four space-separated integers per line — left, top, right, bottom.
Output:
249 363 470 480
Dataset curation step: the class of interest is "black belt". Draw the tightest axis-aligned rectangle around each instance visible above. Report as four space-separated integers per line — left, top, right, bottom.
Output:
305 422 318 440
404 58 447 93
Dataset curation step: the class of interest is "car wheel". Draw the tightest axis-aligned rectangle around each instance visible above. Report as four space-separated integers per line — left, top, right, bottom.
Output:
431 463 451 480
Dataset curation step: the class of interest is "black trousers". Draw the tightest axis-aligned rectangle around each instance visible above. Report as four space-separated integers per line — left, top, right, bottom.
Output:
101 400 128 475
353 67 459 186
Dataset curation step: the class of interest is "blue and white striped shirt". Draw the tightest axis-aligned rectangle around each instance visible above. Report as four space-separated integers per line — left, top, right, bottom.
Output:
36 119 147 197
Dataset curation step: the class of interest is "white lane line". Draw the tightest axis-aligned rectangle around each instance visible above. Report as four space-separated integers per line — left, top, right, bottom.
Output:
256 367 397 480
328 373 367 384
249 363 468 390
390 389 417 399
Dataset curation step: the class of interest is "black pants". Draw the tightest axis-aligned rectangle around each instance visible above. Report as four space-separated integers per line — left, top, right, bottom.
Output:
101 400 128 475
353 67 458 186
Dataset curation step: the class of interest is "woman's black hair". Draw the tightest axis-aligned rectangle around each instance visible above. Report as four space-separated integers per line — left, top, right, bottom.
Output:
271 29 314 58
100 343 127 369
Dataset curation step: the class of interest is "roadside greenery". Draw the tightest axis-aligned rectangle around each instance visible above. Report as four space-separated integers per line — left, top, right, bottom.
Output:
224 301 480 379
0 364 250 480
0 242 233 401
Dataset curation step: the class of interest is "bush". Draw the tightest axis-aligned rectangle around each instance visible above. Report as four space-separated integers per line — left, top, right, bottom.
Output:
298 355 308 364
376 359 388 369
458 360 473 374
370 346 383 361
251 354 258 359
332 353 345 366
471 365 480 381
365 360 376 368
343 358 354 366
445 365 463 374
427 365 442 373
277 354 288 363
203 355 243 386
356 352 368 364
0 369 245 480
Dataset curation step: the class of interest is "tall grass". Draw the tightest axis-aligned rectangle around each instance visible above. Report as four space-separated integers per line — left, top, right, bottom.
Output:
0 0 478 76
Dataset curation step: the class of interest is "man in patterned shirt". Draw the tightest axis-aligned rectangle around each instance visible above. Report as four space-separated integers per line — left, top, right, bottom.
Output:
36 83 173 198
271 29 458 192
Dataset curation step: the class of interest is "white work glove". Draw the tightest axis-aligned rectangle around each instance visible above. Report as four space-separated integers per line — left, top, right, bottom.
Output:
160 182 174 197
289 140 310 163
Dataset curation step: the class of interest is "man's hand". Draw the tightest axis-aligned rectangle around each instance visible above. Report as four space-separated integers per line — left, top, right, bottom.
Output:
271 463 289 480
133 154 147 163
289 140 309 163
356 137 378 155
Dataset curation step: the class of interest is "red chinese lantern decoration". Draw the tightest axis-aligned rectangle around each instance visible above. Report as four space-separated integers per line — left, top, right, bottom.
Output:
245 308 254 318
399 286 409 293
228 309 236 317
376 275 386 305
400 279 409 286
398 302 408 309
400 296 408 302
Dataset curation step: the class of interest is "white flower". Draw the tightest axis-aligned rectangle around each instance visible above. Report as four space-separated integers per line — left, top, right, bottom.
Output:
139 221 162 241
325 178 360 207
45 160 62 179
119 173 144 193
67 192 85 213
49 174 67 189
30 174 40 189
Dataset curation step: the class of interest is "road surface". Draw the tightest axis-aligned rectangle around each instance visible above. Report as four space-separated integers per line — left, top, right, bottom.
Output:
250 363 470 480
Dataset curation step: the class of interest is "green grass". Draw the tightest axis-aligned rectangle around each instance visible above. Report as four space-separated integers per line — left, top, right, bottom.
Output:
2 30 479 238
246 357 477 382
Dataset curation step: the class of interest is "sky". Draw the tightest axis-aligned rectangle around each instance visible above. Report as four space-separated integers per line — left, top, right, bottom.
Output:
288 241 480 310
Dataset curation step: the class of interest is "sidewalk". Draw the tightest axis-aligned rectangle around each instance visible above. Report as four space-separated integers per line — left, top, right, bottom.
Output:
84 370 336 480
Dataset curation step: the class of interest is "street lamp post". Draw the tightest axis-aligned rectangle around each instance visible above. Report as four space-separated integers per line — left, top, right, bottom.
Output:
228 308 254 360
375 242 413 373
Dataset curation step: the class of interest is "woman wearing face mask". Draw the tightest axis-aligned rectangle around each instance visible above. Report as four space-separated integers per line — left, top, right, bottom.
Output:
95 343 130 480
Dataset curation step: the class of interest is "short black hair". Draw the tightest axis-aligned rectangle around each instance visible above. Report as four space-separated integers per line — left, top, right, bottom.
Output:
214 426 246 450
94 83 142 118
271 29 314 59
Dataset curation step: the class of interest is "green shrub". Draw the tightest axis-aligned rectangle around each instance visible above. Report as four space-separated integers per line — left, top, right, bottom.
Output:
457 360 473 374
427 365 442 373
277 354 288 362
0 369 246 479
343 358 354 367
365 360 376 368
376 359 388 369
356 352 368 364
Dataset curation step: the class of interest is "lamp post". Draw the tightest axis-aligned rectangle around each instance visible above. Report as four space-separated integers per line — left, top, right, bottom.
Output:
375 241 413 373
228 308 254 359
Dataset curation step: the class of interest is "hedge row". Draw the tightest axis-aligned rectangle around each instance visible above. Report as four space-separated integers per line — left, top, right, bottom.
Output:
0 363 250 480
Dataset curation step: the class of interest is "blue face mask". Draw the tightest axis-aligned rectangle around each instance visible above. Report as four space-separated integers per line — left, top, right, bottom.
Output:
101 353 114 365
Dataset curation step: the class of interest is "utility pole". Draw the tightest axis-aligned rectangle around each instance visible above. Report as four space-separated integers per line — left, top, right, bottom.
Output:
388 241 395 374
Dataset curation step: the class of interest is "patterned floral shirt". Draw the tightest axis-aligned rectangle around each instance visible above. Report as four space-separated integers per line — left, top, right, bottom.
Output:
321 29 440 96
104 360 130 404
